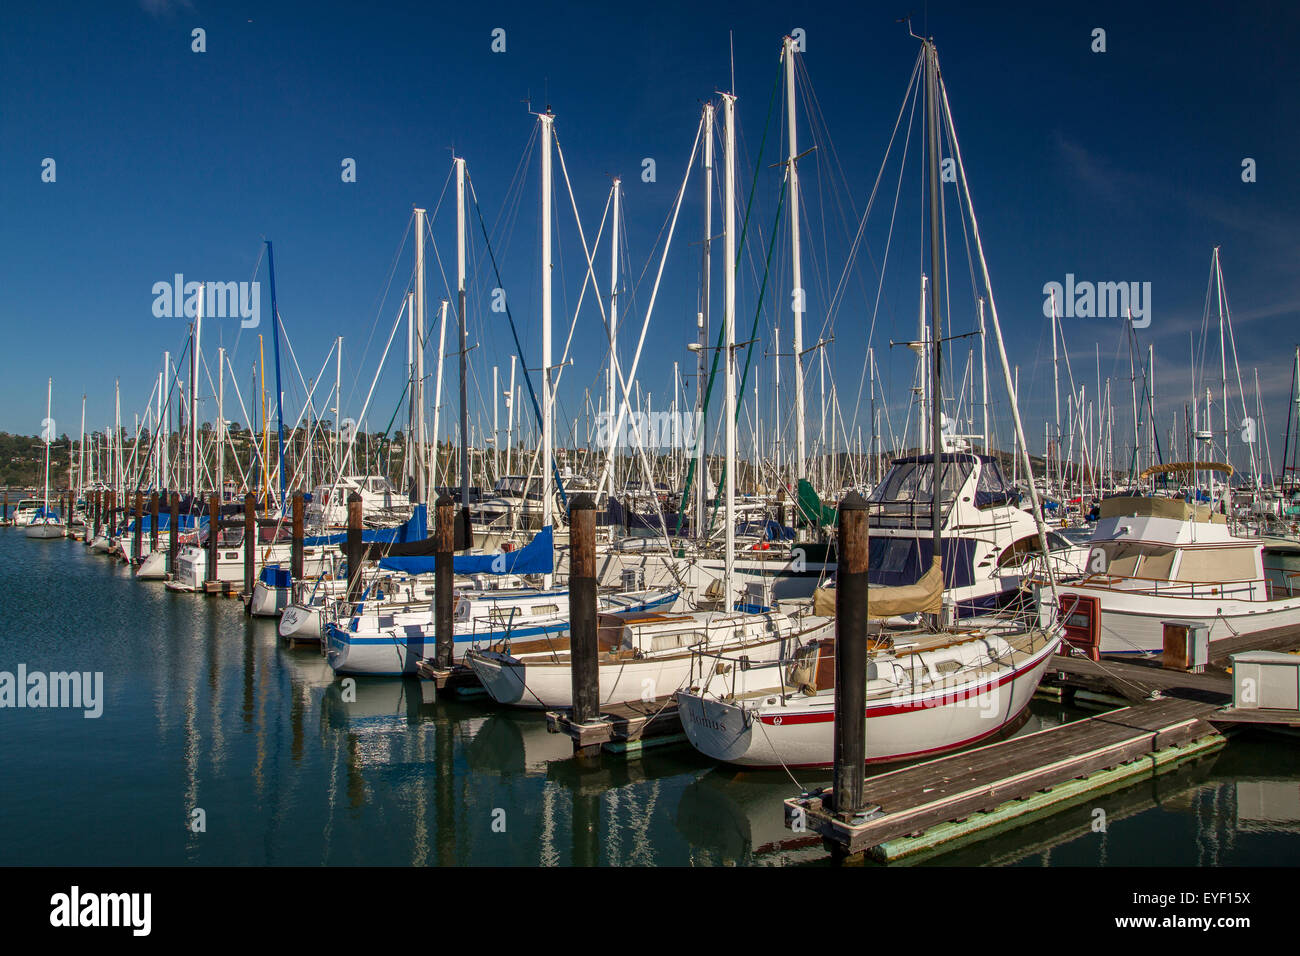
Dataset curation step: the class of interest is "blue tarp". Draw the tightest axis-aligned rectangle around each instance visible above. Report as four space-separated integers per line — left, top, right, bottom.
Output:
378 524 554 576
302 504 428 546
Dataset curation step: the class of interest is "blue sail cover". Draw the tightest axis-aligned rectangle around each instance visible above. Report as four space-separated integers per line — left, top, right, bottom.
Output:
377 524 554 575
302 504 428 546
123 513 207 534
33 507 60 521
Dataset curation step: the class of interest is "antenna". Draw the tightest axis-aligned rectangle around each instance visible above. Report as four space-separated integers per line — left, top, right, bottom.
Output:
729 30 735 95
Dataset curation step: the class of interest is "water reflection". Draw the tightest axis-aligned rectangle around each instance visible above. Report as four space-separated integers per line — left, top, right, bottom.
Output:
3 532 1300 867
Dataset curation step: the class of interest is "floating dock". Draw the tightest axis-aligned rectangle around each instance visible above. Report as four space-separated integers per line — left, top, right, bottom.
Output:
784 695 1225 862
546 696 686 756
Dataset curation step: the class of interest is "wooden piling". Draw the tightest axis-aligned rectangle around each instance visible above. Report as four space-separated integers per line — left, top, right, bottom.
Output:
345 492 363 603
569 494 600 757
150 492 159 551
167 492 180 577
831 491 869 832
243 492 257 604
435 494 455 669
291 491 304 582
132 492 143 563
93 489 101 538
206 493 220 587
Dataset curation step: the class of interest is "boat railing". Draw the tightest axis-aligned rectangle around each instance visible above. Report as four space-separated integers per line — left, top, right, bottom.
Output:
1060 572 1267 602
686 637 800 705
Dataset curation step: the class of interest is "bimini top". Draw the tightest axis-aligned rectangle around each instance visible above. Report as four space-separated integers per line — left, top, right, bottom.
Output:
1098 495 1226 525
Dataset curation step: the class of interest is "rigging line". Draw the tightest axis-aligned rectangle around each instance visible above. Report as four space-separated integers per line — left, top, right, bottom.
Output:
553 128 699 578
676 63 783 533
343 214 415 416
466 166 569 508
849 61 922 436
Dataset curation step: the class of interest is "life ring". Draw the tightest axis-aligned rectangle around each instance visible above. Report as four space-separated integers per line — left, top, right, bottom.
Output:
753 541 770 550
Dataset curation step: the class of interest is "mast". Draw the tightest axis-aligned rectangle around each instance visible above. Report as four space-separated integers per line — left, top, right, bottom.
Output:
539 110 555 586
783 34 807 482
432 300 449 487
722 90 737 610
266 241 288 512
78 395 86 496
696 102 714 538
978 298 988 452
924 39 945 573
492 364 500 485
454 162 470 530
217 346 225 498
160 352 170 489
42 378 52 512
191 285 202 500
608 177 621 490
334 336 343 478
506 355 517 478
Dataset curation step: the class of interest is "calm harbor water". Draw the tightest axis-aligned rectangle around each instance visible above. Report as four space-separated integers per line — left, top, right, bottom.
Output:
2 529 1298 866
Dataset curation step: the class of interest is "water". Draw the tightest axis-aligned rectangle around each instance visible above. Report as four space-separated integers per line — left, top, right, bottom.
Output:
2 530 1298 866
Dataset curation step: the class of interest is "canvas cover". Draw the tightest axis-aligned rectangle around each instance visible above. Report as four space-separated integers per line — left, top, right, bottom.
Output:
813 555 943 619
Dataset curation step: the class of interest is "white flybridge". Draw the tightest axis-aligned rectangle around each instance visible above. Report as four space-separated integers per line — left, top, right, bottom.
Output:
26 378 65 539
677 33 1064 769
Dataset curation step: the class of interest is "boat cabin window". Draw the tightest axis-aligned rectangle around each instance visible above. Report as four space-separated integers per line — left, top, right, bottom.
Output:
974 459 1013 508
531 604 559 616
1174 547 1258 583
1087 543 1176 580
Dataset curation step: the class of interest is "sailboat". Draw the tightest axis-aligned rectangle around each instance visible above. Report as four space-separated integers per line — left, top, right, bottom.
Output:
676 32 1063 768
25 379 65 539
467 92 836 709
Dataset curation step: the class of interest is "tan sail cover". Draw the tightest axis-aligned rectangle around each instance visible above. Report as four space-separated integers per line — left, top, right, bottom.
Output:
813 556 943 619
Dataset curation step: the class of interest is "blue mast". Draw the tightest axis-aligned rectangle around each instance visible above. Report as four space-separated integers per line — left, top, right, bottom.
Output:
265 240 288 513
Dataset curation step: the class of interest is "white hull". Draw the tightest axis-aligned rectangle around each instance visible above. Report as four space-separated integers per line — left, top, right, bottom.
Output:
677 631 1059 769
24 521 65 539
1049 584 1300 655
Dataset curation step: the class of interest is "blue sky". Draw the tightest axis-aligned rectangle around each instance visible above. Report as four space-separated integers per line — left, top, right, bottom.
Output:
3 1 1298 477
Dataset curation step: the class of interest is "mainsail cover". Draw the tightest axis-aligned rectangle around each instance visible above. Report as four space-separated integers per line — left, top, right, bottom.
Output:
302 504 428 546
813 556 943 619
795 479 837 528
377 524 554 576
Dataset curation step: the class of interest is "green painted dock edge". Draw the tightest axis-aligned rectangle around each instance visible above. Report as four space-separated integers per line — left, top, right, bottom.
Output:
869 731 1228 864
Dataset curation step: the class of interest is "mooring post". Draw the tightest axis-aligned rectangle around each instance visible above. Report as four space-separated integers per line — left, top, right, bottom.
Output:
345 492 363 603
104 490 113 537
150 492 160 552
206 492 220 588
435 494 455 669
832 491 869 831
243 492 257 603
569 494 600 742
168 492 180 577
92 489 100 538
3 488 8 525
132 492 143 563
291 491 304 582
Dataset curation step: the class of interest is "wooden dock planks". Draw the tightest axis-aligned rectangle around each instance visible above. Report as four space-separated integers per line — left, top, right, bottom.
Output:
785 696 1224 858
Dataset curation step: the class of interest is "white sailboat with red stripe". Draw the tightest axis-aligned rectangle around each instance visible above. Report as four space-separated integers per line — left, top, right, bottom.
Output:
677 620 1059 768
